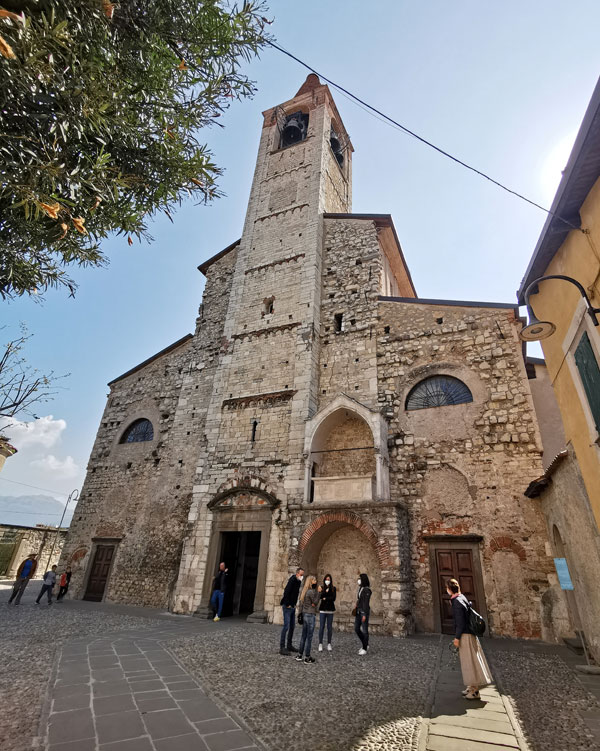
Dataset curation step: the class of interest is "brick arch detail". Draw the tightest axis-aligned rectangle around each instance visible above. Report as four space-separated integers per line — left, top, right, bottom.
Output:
489 536 526 561
298 510 391 569
216 474 276 499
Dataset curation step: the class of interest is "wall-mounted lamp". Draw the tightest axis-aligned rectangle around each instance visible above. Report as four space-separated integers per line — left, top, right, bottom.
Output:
520 274 600 342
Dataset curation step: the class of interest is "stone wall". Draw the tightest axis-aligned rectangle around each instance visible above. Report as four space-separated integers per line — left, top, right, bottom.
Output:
1 524 67 578
538 447 600 661
377 299 554 637
60 246 237 609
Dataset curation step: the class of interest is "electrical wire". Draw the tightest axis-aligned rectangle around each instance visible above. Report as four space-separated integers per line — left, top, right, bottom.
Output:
267 40 582 233
0 476 72 497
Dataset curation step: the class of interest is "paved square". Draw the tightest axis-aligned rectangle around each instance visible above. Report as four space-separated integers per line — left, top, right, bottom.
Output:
2 583 600 751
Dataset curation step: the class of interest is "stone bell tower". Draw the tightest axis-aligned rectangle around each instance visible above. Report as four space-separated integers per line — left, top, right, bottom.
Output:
173 75 355 616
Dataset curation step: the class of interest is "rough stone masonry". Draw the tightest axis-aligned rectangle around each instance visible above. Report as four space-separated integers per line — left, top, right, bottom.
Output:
60 74 565 642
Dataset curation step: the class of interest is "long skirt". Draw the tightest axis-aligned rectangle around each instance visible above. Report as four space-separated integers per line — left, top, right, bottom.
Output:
459 633 492 688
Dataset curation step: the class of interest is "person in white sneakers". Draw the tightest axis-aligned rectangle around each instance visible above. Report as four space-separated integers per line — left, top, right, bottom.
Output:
354 573 371 655
318 573 336 652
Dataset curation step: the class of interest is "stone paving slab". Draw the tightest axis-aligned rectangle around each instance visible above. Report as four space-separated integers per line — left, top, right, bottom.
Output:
44 622 261 751
422 644 524 751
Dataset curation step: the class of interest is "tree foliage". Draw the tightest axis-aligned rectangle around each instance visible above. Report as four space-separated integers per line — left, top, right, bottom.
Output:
0 0 270 299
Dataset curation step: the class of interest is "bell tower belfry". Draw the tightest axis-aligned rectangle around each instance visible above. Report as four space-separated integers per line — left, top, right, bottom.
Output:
173 76 354 616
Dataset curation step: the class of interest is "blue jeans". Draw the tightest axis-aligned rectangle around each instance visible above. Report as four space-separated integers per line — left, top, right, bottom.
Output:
355 612 369 649
319 612 334 645
280 606 295 649
299 613 316 657
210 590 224 617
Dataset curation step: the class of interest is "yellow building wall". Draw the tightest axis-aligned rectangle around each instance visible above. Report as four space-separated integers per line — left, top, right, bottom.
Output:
530 176 600 525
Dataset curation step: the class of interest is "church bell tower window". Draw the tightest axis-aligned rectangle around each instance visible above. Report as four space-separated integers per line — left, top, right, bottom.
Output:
280 111 309 149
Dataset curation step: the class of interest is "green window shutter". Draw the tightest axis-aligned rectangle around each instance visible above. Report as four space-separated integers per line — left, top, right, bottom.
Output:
574 331 600 433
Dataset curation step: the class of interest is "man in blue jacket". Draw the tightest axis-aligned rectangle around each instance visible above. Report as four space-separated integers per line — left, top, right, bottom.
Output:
279 567 304 655
210 562 228 622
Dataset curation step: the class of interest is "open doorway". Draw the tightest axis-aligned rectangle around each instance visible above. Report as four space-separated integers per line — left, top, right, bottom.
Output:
219 531 261 617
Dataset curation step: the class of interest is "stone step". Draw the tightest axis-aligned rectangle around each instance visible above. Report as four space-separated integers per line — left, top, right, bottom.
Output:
429 723 519 748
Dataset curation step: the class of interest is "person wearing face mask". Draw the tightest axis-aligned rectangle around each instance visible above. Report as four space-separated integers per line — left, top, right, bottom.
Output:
354 573 372 656
279 567 304 655
296 574 320 664
318 573 336 652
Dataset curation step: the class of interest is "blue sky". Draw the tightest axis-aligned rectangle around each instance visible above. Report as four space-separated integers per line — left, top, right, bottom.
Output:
2 0 600 522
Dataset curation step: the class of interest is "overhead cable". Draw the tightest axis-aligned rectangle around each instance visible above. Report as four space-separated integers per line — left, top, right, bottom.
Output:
267 41 581 233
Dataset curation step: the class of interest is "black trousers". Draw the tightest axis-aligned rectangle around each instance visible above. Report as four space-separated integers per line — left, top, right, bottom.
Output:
57 585 69 600
354 612 369 649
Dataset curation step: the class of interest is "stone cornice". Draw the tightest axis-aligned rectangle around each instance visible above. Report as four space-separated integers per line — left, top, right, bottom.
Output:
245 253 305 275
231 322 301 341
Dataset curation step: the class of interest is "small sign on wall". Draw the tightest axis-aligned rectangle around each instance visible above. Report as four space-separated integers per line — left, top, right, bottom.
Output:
554 557 574 590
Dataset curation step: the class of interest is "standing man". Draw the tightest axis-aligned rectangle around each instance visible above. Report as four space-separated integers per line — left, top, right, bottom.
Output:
210 562 228 622
35 565 57 605
8 553 38 605
279 567 304 655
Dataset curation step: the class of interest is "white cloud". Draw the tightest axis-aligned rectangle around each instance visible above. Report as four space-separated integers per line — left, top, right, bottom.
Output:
30 454 79 479
5 415 67 449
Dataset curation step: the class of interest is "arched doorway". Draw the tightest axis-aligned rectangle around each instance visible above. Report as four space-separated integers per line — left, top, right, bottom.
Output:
298 512 388 630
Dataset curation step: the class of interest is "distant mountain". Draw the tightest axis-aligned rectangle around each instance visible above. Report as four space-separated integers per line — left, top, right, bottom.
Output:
0 495 73 528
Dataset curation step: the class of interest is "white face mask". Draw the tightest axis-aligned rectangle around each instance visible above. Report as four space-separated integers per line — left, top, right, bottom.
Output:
325 580 331 586
357 578 362 586
298 575 304 582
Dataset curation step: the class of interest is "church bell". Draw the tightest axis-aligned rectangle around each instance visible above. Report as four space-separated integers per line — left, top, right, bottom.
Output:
281 111 307 148
330 128 344 166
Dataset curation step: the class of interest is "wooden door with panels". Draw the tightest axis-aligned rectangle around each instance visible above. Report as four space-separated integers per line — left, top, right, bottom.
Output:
426 536 488 634
436 548 481 634
84 544 115 601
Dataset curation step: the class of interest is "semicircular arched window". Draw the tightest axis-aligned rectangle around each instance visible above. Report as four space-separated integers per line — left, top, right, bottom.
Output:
119 418 154 443
406 375 473 411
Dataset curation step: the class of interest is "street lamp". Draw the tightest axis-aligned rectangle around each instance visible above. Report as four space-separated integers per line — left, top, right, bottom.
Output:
520 274 600 342
45 488 79 573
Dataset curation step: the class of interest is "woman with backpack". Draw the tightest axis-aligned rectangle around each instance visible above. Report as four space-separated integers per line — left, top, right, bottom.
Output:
447 578 492 700
296 574 320 663
354 573 372 656
318 573 336 652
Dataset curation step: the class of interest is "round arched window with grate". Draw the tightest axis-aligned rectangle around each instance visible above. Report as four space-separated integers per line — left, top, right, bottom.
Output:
405 375 473 411
119 418 154 443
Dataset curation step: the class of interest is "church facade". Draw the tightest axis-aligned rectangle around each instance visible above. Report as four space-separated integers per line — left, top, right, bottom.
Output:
61 76 562 640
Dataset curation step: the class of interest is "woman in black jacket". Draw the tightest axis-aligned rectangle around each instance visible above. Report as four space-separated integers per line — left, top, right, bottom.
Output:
447 578 492 699
318 573 336 652
354 573 371 656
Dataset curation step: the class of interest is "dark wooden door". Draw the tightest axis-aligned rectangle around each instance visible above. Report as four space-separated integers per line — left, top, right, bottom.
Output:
436 548 479 634
84 545 114 601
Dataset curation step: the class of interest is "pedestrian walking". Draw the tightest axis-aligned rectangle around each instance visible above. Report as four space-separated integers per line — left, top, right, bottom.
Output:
447 578 492 700
296 575 319 664
318 573 336 652
8 553 38 605
56 566 72 602
210 562 228 622
279 567 304 655
35 565 57 605
354 573 372 656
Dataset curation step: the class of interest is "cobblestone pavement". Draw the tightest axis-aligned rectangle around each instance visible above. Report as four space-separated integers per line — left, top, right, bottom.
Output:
486 640 600 751
171 623 439 751
2 581 600 751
